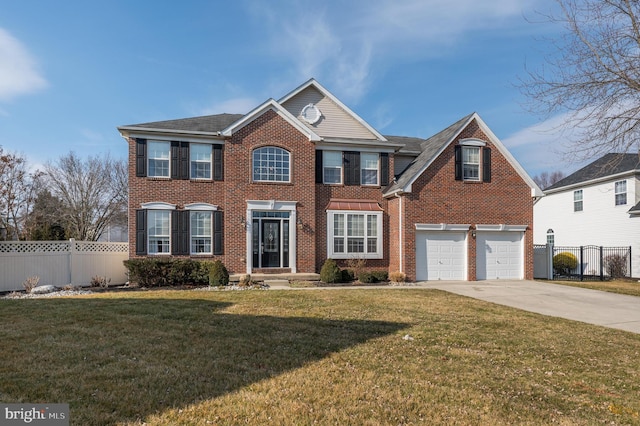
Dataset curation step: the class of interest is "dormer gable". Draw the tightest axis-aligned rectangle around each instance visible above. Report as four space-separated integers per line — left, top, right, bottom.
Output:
280 79 387 143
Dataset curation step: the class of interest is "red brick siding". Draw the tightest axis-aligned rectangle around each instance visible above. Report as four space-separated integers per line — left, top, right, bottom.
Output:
401 119 534 281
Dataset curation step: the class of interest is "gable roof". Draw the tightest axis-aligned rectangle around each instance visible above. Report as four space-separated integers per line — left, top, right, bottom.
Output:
383 113 543 198
220 98 321 142
545 153 640 192
118 113 243 136
279 78 387 142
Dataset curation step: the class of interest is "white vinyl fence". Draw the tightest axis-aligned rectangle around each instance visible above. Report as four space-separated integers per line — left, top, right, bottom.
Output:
0 239 128 292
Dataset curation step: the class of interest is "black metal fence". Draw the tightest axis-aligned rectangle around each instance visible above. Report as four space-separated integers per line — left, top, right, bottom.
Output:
550 245 632 281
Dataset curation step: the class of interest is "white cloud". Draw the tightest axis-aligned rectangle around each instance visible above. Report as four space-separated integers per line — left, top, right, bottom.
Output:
0 28 47 102
252 0 542 104
502 112 591 175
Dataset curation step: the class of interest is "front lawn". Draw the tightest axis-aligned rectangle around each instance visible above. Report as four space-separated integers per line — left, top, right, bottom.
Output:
1 289 639 425
550 278 640 297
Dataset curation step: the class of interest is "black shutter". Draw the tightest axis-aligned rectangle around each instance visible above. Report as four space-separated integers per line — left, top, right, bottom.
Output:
171 142 180 179
180 143 189 180
483 147 491 183
454 145 462 181
344 151 360 186
171 210 189 255
135 209 147 255
315 150 323 183
135 139 147 177
213 211 223 255
213 144 224 181
380 153 389 186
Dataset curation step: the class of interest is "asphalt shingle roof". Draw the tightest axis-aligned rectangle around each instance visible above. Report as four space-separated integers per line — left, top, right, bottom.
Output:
121 113 244 134
546 153 640 191
383 113 474 195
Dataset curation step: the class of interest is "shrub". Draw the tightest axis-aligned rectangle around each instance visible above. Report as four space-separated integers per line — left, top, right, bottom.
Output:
346 257 366 281
372 270 388 282
91 276 111 288
389 271 406 283
358 271 376 283
123 259 212 287
341 269 355 282
320 259 342 283
605 254 628 278
553 252 578 275
209 260 229 286
22 276 40 293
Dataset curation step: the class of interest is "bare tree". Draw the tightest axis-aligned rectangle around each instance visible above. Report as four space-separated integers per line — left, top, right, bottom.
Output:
43 152 127 241
0 148 40 240
521 0 640 160
533 170 565 189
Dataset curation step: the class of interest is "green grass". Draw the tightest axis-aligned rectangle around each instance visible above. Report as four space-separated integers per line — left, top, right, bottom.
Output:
549 278 640 297
1 289 639 425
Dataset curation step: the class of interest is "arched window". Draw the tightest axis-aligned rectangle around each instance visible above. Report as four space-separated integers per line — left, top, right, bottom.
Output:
546 229 555 246
252 147 290 182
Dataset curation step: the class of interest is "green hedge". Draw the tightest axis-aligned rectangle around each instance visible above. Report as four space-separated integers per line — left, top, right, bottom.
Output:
123 259 215 287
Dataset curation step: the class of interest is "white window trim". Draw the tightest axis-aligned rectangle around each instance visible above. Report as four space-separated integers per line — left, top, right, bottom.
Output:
323 151 343 184
327 210 383 259
147 210 171 256
184 203 218 211
190 143 213 181
189 210 213 255
615 180 627 206
147 140 171 178
252 146 291 183
361 152 379 186
462 146 481 182
140 203 175 256
574 189 583 212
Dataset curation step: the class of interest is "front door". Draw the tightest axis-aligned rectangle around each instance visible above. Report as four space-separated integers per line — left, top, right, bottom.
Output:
261 220 280 268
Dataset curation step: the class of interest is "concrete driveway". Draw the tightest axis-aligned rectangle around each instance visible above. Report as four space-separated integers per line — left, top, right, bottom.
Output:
420 280 640 335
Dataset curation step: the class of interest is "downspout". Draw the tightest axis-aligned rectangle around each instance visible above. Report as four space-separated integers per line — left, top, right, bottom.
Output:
395 193 403 274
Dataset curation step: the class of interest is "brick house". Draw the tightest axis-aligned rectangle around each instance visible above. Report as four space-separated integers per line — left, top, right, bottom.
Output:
118 79 542 281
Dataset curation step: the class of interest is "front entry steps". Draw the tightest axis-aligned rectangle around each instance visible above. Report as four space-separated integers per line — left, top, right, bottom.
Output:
229 272 320 283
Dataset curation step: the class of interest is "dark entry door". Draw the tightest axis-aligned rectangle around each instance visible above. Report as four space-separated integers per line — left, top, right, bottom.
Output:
261 220 280 268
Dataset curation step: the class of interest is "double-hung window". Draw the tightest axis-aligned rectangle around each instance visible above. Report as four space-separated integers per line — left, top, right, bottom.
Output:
148 210 170 254
361 153 379 186
462 146 480 181
190 144 212 179
328 210 382 259
190 211 212 254
574 189 583 212
253 147 290 182
148 141 170 178
615 180 627 206
323 151 342 184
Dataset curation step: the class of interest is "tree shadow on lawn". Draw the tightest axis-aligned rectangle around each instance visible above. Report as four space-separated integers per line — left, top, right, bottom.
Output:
0 298 408 425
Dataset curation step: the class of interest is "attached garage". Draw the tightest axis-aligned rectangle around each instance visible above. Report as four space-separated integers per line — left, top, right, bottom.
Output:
475 226 526 280
415 225 469 281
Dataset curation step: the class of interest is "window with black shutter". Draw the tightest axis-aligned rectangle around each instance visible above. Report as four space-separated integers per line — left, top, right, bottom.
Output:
135 209 147 255
213 211 223 255
136 139 147 177
343 151 360 186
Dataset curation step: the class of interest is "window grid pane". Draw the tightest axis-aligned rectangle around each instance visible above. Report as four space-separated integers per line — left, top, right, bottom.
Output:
361 153 379 185
148 142 170 178
574 190 583 212
462 146 480 181
191 211 212 254
347 214 365 237
253 147 290 182
615 181 627 205
148 210 170 254
191 144 212 179
323 151 342 184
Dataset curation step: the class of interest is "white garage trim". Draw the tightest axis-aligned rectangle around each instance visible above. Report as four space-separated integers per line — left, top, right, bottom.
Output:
416 230 468 281
415 223 471 232
476 224 527 232
476 230 524 280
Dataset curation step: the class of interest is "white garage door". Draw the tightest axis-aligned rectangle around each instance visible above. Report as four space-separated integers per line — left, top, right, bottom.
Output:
416 232 466 281
476 231 523 280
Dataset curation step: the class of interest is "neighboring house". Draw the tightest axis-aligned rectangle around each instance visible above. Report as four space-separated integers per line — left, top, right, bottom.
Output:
118 79 541 281
534 153 640 278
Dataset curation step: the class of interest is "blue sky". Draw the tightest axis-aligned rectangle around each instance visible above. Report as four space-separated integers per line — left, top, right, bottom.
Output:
1 0 574 176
